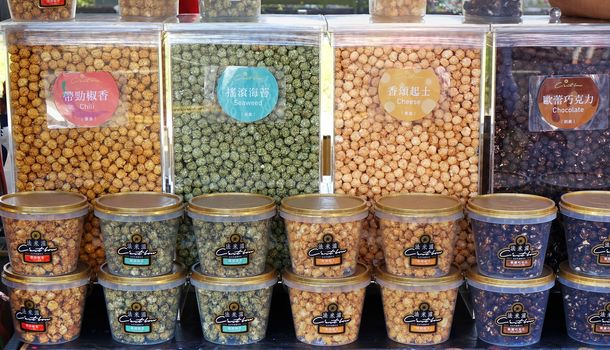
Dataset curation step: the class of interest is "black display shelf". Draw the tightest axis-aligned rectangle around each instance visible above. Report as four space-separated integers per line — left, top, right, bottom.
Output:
5 283 606 350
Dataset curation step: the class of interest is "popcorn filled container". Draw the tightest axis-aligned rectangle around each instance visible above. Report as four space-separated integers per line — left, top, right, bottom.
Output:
375 193 463 278
369 0 427 21
119 0 179 19
200 0 261 20
94 193 183 278
466 266 555 347
187 193 276 278
8 0 77 21
467 194 557 279
98 262 186 345
190 263 277 345
2 263 90 345
0 191 89 277
560 191 610 277
283 264 370 346
463 0 523 23
559 261 610 346
280 194 368 278
376 265 463 345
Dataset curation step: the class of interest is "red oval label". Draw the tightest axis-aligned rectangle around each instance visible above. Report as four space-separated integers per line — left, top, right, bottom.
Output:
52 72 120 128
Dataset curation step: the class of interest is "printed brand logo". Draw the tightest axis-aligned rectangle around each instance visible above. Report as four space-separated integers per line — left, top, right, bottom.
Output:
592 239 610 266
17 231 57 264
117 234 157 267
39 0 66 7
378 68 442 122
215 234 254 267
312 303 351 335
498 236 539 269
536 76 600 130
52 72 120 128
15 300 51 333
404 235 443 267
118 303 157 334
589 303 610 334
403 302 442 334
307 234 347 267
495 303 535 336
215 303 255 334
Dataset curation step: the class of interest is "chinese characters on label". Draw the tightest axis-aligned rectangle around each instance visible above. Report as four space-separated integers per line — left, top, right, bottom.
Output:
40 0 66 7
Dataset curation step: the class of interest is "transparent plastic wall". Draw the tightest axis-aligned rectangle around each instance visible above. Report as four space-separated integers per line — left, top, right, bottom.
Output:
491 19 610 268
165 16 330 269
2 18 166 272
328 16 488 269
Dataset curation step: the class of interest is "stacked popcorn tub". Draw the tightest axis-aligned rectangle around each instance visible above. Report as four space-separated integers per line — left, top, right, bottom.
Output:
465 194 557 347
187 193 278 345
374 193 464 345
280 194 371 346
93 192 187 345
0 191 91 345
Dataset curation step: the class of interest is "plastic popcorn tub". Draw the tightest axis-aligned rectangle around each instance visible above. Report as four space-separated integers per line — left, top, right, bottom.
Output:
375 194 463 278
190 263 277 345
2 263 90 345
98 262 187 345
559 261 610 346
280 194 368 278
369 0 427 20
119 0 178 18
560 191 610 277
0 191 89 277
8 0 77 21
467 194 557 279
188 193 276 278
376 265 462 345
94 193 183 278
200 0 261 19
466 266 555 347
283 263 370 346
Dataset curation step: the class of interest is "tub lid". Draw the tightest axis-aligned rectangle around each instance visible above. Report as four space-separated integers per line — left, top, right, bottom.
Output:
188 193 275 217
280 194 368 218
282 263 371 287
465 265 555 289
375 193 462 217
0 191 89 215
98 262 186 286
466 194 557 219
558 261 610 288
560 191 610 217
93 192 183 217
2 262 90 285
375 265 462 286
190 264 277 286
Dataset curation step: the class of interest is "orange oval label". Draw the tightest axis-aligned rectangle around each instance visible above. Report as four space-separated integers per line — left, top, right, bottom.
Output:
537 76 600 130
52 72 120 128
378 68 441 122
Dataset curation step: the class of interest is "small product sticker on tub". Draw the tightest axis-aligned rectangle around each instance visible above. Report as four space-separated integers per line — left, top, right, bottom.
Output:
495 303 534 336
529 75 609 132
215 234 254 266
403 302 442 334
51 72 120 128
119 303 157 334
215 303 254 334
117 234 157 267
39 0 66 7
378 68 441 122
589 303 610 334
592 239 610 266
307 234 347 267
16 300 51 332
403 235 443 267
216 67 279 123
497 235 539 269
312 303 351 335
18 231 57 264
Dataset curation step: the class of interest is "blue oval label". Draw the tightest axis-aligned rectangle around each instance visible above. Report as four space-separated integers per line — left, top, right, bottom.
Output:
216 67 279 123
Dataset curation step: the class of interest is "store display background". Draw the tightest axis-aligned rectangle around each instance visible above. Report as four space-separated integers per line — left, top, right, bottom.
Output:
0 5 608 348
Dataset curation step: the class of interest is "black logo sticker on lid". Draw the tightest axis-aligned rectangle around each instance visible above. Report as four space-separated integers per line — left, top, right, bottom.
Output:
312 303 351 335
307 234 347 267
404 235 443 267
17 231 57 264
495 303 535 336
498 235 540 269
117 234 157 267
215 302 255 334
118 303 157 334
215 234 254 267
403 302 443 334
15 300 51 333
